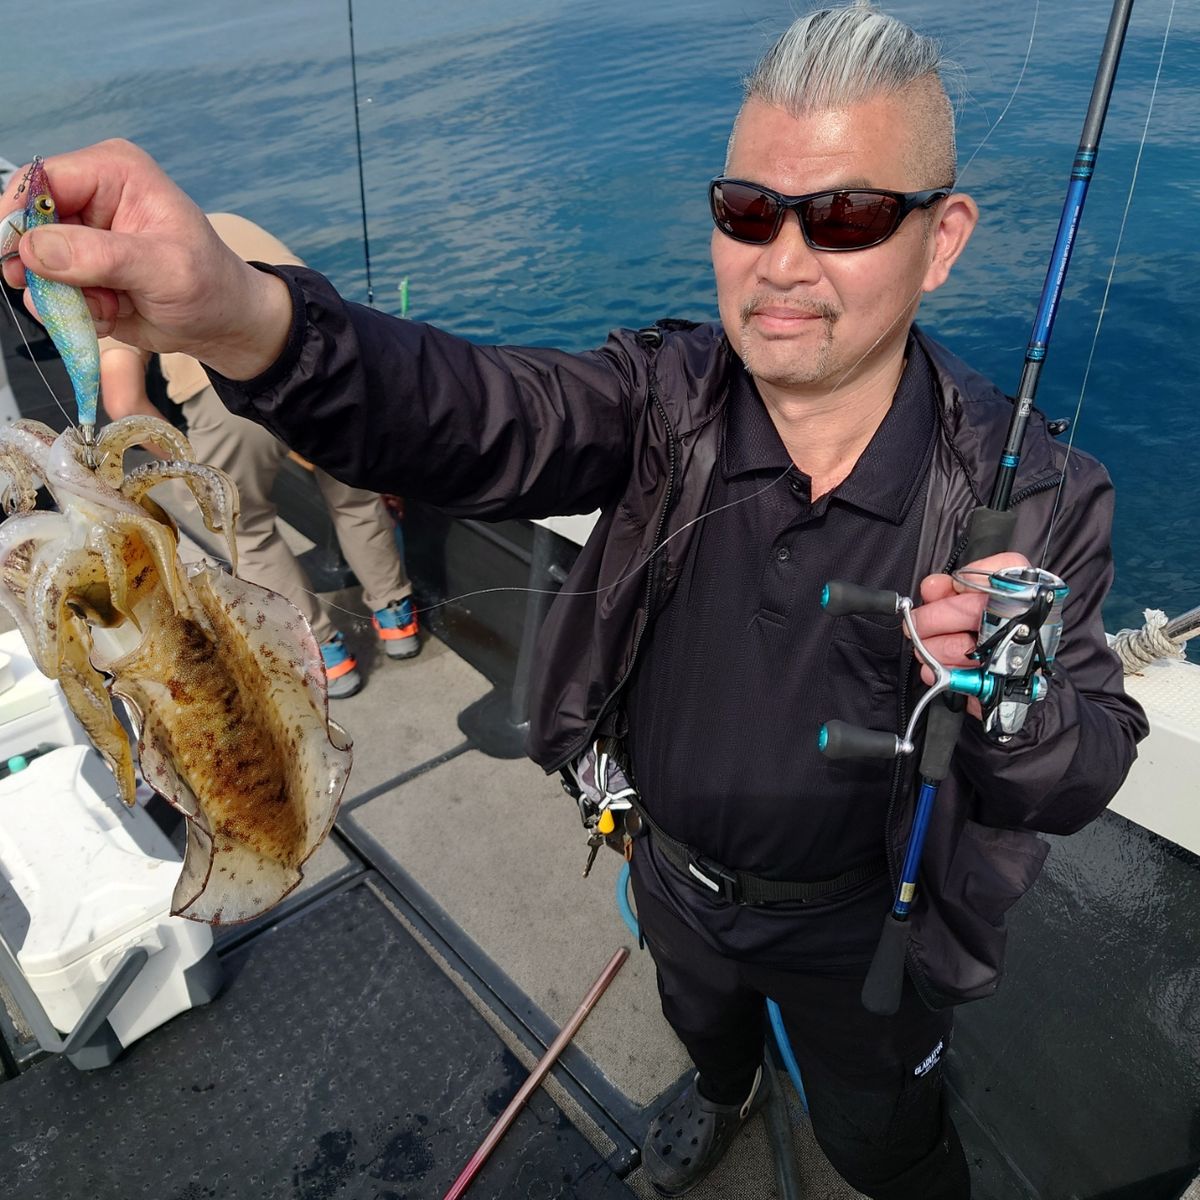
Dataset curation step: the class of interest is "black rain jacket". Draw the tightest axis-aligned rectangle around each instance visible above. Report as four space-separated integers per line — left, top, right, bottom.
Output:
213 266 1149 1007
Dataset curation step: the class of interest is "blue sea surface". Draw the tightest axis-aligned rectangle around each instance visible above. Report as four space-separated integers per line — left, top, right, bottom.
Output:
4 0 1197 643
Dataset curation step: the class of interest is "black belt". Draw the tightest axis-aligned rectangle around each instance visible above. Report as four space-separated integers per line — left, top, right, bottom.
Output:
628 797 886 907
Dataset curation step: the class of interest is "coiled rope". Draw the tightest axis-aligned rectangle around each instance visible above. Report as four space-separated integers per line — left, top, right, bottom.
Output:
1113 609 1187 673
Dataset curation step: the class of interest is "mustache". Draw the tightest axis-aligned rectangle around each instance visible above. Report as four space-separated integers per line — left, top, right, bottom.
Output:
739 296 841 324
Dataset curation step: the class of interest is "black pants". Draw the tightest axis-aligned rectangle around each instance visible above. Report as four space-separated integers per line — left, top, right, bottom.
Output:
632 875 971 1200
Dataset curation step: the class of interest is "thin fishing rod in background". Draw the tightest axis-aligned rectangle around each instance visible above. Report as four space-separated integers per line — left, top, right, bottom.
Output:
346 0 374 306
817 0 1136 1016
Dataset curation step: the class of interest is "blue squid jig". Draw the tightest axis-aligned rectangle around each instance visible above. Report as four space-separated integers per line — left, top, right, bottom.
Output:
1 157 99 455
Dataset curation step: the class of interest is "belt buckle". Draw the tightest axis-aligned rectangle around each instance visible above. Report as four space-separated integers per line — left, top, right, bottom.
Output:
686 852 740 904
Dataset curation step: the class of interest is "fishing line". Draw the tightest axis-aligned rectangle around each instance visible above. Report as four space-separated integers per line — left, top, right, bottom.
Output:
1037 0 1177 569
0 286 80 436
955 0 1039 179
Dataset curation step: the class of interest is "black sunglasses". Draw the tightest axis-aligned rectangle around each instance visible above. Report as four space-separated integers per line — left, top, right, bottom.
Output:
709 177 952 251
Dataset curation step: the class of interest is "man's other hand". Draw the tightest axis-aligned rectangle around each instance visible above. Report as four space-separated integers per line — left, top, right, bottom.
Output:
911 552 1030 718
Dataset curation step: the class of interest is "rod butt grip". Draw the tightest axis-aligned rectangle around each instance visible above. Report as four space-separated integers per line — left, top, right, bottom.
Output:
861 912 910 1016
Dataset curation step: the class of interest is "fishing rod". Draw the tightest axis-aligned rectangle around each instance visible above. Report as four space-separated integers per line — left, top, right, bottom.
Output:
818 0 1136 1016
990 0 1134 516
346 0 375 306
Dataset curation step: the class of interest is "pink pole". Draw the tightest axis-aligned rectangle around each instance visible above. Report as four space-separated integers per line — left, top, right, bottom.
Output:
442 947 630 1200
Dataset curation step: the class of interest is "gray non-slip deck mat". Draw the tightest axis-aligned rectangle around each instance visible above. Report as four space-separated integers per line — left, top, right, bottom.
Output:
0 879 635 1200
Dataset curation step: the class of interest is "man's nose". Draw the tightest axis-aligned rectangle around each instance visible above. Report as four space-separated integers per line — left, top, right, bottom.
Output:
757 209 822 285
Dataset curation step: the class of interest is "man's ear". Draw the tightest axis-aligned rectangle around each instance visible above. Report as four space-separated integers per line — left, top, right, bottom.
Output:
922 192 979 294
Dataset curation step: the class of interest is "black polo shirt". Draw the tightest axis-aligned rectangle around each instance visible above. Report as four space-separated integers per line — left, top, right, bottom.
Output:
625 337 938 968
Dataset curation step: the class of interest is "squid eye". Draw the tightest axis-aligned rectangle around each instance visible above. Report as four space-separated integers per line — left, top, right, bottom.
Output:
34 195 54 216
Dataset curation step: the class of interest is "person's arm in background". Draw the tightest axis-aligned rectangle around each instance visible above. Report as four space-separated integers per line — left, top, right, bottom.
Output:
99 339 171 455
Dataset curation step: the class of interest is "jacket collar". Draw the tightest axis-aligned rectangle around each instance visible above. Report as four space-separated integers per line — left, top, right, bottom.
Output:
912 324 1064 499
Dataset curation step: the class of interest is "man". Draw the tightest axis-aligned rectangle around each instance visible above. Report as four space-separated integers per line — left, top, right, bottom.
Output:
98 213 421 697
1 5 1146 1197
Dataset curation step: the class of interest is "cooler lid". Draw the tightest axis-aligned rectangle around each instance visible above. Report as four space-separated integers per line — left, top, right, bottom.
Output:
0 746 183 976
0 627 61 727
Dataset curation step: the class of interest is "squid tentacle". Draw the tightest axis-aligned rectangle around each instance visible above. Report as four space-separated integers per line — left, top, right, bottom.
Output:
0 420 58 514
0 511 69 655
11 418 58 445
85 518 185 633
93 414 195 488
27 543 102 676
57 655 138 807
44 435 188 612
18 542 138 802
122 460 240 575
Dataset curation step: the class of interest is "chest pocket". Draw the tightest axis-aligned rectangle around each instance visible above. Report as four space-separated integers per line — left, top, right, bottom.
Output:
824 612 905 734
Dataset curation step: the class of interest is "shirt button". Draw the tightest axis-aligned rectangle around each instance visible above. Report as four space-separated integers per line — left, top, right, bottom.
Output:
775 546 791 562
790 479 804 493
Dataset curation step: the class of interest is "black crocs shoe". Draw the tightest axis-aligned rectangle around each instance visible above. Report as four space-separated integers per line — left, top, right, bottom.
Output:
642 1066 766 1197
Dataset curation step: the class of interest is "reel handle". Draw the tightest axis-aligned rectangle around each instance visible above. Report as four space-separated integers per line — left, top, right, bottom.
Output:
818 720 902 761
821 581 901 618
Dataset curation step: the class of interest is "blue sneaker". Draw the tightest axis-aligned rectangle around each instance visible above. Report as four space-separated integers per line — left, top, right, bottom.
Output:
373 597 421 659
320 632 363 698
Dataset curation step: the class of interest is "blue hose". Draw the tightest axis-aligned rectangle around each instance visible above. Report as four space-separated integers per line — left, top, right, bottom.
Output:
615 862 807 1111
615 860 640 938
766 999 808 1111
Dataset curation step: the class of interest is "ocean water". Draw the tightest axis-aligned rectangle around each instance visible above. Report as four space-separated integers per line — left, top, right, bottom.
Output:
4 0 1198 644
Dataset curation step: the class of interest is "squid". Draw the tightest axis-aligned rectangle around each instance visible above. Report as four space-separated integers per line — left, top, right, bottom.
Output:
0 416 352 923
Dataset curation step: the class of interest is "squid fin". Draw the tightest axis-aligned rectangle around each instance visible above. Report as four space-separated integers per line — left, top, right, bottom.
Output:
172 832 301 925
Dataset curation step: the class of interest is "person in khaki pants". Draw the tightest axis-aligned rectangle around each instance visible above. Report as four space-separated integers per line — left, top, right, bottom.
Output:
99 212 419 698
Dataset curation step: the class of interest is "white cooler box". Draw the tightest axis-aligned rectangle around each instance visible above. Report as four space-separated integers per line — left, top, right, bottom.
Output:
0 744 222 1069
0 628 89 762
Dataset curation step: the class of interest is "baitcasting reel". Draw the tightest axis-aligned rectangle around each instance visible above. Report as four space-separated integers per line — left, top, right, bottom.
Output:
818 565 1069 761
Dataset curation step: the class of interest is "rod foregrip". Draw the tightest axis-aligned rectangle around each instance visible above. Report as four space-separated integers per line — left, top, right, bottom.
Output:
962 505 1019 564
821 581 901 618
918 699 963 782
819 720 901 760
861 912 910 1016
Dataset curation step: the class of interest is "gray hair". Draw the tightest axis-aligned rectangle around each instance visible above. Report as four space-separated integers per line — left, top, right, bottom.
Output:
736 2 959 183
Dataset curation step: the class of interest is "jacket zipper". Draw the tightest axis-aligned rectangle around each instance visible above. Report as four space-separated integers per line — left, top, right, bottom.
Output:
887 473 1062 1007
553 372 678 771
